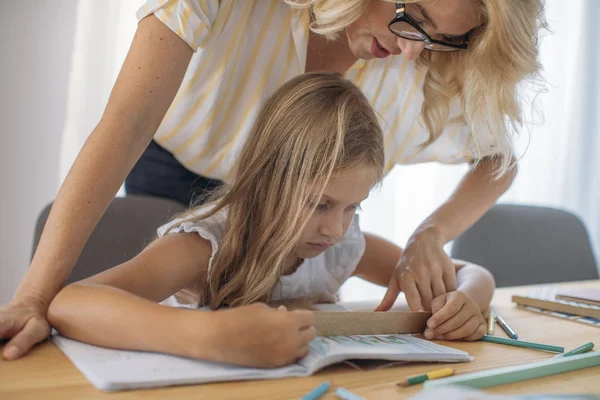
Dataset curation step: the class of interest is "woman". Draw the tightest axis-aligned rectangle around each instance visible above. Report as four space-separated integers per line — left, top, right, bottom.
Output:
1 0 546 360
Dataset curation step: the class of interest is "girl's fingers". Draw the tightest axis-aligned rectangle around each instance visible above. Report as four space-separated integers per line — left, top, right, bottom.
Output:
292 310 315 330
463 323 486 342
439 315 480 341
428 296 465 329
430 305 471 337
296 345 310 359
299 326 317 344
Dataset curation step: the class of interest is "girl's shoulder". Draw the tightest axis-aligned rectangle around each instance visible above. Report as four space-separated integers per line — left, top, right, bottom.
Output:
157 204 228 248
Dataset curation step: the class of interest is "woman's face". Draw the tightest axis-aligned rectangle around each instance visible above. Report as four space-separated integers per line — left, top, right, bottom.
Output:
346 0 482 61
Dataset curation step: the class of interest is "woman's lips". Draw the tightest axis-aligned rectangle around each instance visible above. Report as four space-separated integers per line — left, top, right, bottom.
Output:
371 37 390 58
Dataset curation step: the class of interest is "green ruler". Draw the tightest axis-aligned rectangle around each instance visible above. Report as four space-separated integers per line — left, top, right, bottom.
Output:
424 351 600 389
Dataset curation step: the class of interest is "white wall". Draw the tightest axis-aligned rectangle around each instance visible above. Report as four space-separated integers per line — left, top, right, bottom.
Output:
0 1 79 303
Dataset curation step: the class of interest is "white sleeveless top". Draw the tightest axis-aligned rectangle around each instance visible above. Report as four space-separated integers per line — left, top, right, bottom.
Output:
137 0 475 183
156 206 366 307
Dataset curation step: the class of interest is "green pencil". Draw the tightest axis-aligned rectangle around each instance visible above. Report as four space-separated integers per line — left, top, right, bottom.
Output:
553 342 594 359
480 335 564 353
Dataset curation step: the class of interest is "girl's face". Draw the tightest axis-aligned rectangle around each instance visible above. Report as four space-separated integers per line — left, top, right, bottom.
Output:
294 165 377 259
345 0 481 61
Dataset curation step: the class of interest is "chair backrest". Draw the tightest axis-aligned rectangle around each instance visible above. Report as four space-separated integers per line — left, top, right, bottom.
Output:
32 195 187 285
451 204 599 287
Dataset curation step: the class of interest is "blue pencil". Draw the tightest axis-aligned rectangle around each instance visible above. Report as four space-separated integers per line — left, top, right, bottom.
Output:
336 387 366 400
302 382 330 400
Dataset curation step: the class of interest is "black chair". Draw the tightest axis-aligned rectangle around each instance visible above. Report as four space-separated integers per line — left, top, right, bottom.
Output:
32 195 187 284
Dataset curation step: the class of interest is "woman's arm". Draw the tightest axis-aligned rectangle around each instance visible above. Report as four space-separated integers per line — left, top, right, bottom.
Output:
355 235 495 312
352 233 402 287
355 234 495 341
377 157 516 311
1 15 194 360
21 15 194 306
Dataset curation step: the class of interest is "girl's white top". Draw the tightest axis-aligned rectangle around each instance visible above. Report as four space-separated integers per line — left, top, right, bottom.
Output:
157 206 366 307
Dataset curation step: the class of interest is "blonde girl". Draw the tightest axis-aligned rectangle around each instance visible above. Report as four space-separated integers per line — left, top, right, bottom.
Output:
47 74 495 368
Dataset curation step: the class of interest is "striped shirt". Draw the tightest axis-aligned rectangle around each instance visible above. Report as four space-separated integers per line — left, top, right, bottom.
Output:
137 0 472 183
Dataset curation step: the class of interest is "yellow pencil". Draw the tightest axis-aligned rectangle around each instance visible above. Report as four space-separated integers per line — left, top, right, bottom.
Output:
487 307 496 336
397 367 455 387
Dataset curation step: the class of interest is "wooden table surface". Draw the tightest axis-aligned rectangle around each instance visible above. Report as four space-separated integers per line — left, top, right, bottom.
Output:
2 281 600 399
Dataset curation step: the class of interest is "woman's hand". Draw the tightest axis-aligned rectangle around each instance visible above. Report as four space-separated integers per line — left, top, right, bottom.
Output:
0 298 51 360
424 291 485 341
207 303 316 368
376 227 457 312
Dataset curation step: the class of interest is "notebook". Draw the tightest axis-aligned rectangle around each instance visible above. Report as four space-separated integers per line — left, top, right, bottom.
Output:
511 286 600 320
556 288 600 307
516 305 600 329
52 333 472 392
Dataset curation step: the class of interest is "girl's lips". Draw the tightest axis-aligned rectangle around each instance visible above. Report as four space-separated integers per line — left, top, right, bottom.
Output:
371 37 390 58
309 243 332 251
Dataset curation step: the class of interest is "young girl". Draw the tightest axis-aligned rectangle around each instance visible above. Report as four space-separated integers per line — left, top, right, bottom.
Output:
48 73 495 369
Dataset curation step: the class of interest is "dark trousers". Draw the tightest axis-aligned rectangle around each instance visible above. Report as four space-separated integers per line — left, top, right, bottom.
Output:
125 140 223 206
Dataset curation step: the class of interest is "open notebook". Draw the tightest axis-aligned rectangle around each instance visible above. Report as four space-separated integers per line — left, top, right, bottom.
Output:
51 304 471 391
52 333 471 392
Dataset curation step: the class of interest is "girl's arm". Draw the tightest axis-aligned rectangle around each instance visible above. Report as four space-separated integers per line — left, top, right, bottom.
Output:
47 233 214 358
48 234 316 367
1 15 194 360
451 261 495 314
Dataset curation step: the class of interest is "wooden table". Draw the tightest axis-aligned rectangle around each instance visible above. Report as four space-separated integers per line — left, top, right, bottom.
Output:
2 281 600 399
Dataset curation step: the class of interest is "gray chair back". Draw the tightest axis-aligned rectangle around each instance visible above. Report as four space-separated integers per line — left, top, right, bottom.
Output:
32 195 187 285
451 204 599 287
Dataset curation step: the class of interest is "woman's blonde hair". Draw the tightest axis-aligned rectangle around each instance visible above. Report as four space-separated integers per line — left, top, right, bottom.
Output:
287 0 548 176
172 73 384 309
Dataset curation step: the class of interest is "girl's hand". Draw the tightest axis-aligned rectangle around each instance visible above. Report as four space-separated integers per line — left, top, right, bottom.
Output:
423 291 485 341
208 303 316 368
376 228 456 312
0 298 51 360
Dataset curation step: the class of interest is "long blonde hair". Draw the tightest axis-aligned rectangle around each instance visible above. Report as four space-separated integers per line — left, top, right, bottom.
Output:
172 73 384 309
287 0 548 176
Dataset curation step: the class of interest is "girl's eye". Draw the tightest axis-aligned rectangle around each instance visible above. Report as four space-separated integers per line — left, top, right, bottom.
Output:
347 204 362 212
316 203 328 211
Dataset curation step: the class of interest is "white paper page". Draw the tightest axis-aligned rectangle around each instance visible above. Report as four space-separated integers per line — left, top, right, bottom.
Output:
299 334 473 373
51 335 308 392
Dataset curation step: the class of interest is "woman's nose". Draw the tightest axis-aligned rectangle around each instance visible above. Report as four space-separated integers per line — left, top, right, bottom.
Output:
397 37 427 60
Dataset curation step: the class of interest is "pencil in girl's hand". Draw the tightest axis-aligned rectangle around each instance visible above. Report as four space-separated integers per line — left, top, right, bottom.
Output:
397 367 455 387
487 307 495 336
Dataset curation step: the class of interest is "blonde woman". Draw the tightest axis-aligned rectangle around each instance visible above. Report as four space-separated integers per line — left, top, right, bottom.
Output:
1 0 542 360
47 74 495 367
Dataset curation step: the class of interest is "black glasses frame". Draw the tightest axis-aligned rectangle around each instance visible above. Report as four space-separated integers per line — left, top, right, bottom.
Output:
388 3 469 51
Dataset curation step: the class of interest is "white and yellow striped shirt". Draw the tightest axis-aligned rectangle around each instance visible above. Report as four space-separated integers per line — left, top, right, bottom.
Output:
137 0 472 183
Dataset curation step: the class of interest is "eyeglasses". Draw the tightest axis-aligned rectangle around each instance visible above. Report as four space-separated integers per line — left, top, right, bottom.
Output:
388 3 469 52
